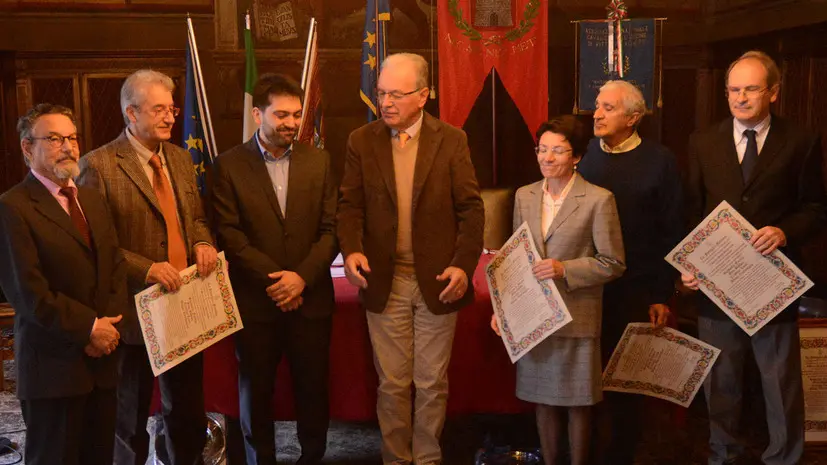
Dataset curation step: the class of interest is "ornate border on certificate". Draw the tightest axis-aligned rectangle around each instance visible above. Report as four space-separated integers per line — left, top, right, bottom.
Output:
801 319 827 445
487 227 569 357
670 206 808 333
603 325 718 406
136 255 241 372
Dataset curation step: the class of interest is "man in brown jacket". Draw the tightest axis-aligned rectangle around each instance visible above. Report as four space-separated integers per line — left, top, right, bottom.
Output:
77 69 217 465
337 53 485 465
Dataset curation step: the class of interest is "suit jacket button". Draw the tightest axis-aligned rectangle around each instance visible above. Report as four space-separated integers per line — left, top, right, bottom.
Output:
160 241 167 249
742 195 749 202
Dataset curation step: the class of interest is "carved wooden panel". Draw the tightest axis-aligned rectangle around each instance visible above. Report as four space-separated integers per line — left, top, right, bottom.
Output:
780 57 811 125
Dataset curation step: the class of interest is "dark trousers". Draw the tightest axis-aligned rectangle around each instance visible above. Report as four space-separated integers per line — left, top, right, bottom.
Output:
236 311 333 465
699 315 804 465
114 343 205 465
597 283 648 465
21 386 117 465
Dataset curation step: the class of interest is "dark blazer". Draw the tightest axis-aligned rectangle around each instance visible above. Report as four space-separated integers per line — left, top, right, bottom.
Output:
337 112 485 314
0 174 128 399
687 115 826 320
77 131 214 343
211 139 338 321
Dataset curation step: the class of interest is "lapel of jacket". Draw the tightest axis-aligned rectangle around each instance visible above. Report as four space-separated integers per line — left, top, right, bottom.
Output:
77 188 111 304
744 115 786 191
24 174 90 250
371 121 397 206
717 119 747 191
243 137 286 224
412 113 442 210
114 132 164 215
545 173 585 240
524 180 547 259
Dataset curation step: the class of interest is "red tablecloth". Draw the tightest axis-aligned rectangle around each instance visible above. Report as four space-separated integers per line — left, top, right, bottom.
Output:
156 254 531 420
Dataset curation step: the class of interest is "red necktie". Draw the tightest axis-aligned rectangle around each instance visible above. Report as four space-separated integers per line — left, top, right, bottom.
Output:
59 187 91 247
148 155 188 271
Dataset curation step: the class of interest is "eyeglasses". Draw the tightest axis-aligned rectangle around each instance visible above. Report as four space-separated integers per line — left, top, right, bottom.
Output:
29 134 80 148
135 105 181 118
535 146 573 156
377 88 423 102
726 86 767 99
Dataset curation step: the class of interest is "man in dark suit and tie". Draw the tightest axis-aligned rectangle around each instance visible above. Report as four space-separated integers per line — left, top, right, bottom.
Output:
0 104 127 465
684 50 826 465
211 73 338 465
77 69 218 465
337 53 485 465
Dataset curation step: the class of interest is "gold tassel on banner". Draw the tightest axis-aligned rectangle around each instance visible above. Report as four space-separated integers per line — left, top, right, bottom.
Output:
428 0 436 100
573 21 579 114
657 19 665 109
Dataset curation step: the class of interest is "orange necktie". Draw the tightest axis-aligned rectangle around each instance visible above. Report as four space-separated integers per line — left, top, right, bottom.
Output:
398 132 410 148
148 154 188 271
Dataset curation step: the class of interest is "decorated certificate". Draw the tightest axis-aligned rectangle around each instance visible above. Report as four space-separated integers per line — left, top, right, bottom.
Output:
486 222 572 363
666 201 813 336
602 323 720 407
135 251 243 376
800 322 827 444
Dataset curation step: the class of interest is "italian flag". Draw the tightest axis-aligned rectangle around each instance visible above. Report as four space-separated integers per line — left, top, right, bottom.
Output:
243 12 258 142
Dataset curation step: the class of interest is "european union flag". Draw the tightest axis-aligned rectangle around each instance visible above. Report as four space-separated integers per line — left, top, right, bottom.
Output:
360 0 391 122
184 42 212 194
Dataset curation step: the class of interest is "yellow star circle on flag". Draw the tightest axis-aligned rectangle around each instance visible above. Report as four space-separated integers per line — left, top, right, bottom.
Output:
364 31 376 48
364 53 376 70
185 134 204 152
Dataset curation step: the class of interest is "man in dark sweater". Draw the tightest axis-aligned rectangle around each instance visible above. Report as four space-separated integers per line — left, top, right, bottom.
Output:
577 80 683 465
684 51 825 465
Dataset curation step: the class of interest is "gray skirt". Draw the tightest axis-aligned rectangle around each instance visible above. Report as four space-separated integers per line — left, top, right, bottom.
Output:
515 336 602 407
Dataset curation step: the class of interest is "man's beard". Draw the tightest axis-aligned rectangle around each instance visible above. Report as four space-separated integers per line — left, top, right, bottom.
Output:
53 161 79 180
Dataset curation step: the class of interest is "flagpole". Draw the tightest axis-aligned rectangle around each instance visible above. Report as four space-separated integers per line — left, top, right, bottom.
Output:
187 16 218 161
300 18 316 90
298 18 317 138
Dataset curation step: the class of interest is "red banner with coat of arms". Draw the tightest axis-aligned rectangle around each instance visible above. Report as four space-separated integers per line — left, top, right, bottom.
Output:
438 0 547 135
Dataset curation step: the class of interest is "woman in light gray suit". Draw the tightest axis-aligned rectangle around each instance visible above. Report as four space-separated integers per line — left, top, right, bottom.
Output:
492 115 625 465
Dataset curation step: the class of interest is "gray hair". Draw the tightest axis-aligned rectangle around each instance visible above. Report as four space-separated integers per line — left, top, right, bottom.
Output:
120 69 175 124
599 80 646 118
726 50 781 89
381 53 428 89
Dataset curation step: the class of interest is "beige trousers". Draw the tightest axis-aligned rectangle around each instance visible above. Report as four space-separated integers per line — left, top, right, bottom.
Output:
366 271 459 465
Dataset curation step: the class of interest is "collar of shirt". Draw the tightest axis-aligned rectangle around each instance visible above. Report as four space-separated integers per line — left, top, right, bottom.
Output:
390 111 424 141
31 169 77 198
599 131 642 154
542 172 577 204
733 114 771 146
126 128 166 167
256 131 292 162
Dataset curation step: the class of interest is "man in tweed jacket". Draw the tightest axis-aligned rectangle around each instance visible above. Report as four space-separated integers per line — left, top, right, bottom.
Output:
77 69 217 465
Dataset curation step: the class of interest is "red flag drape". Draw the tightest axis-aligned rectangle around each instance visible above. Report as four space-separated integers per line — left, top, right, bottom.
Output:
437 0 547 135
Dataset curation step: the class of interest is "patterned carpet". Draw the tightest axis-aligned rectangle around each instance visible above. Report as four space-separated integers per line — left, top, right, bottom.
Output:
0 360 824 464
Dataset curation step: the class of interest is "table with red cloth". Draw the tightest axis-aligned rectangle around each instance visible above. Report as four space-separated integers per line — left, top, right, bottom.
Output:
154 253 531 420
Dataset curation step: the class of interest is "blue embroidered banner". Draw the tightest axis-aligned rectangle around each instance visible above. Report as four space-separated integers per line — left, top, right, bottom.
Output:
577 18 656 112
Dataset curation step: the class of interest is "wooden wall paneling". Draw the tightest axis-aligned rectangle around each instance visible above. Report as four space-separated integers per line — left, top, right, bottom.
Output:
29 76 77 112
659 67 697 172
82 74 130 151
0 52 21 195
780 56 812 126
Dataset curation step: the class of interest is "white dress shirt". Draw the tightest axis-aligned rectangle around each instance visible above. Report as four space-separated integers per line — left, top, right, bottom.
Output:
733 114 771 163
